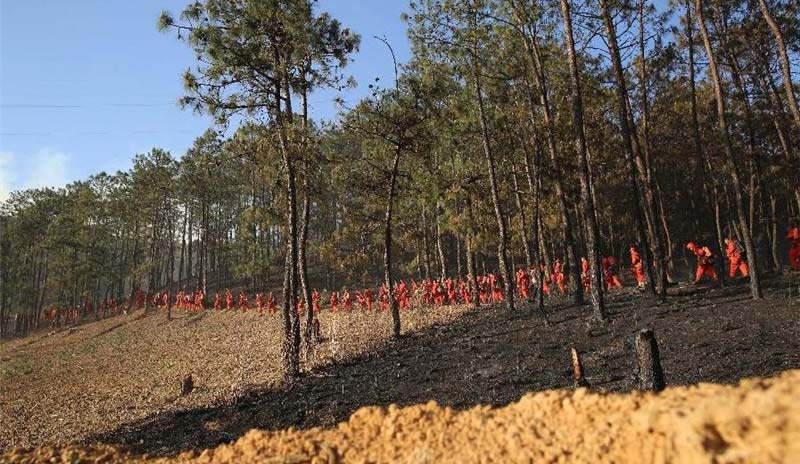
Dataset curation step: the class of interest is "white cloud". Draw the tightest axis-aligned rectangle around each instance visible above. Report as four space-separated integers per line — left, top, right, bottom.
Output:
0 148 71 201
26 148 69 190
0 151 14 202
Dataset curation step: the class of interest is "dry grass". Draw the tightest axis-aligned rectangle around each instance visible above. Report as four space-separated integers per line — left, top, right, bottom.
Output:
0 306 472 451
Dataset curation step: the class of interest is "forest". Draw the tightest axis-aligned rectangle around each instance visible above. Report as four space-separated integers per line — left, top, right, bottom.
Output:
1 0 798 381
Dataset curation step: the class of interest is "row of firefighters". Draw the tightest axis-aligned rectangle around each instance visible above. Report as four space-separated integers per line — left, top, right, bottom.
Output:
42 229 800 322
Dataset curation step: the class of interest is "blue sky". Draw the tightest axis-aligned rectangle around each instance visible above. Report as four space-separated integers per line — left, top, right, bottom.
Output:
0 0 411 200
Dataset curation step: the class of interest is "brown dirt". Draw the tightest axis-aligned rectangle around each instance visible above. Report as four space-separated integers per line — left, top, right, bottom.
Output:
0 304 472 452
1 274 799 462
5 368 800 463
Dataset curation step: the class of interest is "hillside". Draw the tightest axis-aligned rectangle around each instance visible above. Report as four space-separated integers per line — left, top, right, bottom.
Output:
1 275 798 460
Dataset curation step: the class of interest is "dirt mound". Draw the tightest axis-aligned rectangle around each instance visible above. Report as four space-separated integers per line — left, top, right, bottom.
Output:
6 369 799 463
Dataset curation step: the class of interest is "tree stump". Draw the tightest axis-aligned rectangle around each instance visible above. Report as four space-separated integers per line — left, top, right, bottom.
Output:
571 347 589 387
181 374 194 396
635 329 665 392
312 319 321 340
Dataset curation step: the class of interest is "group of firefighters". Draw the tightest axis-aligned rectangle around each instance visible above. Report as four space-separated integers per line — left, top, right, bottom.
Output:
41 228 800 325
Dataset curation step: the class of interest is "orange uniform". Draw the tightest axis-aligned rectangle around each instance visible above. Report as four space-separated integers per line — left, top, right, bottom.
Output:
312 290 321 313
602 256 623 289
687 242 718 283
364 289 374 311
342 290 353 310
516 269 531 299
630 247 645 288
580 257 590 291
379 284 389 310
256 293 265 314
195 290 205 311
552 260 566 295
225 290 234 311
788 227 800 271
724 238 749 278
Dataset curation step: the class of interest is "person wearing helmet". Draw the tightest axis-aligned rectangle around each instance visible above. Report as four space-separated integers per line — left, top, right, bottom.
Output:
787 227 800 271
686 241 718 283
724 238 749 278
629 247 646 289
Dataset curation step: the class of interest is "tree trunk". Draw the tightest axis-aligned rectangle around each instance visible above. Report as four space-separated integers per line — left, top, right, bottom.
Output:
385 147 402 338
299 85 314 343
634 329 666 392
511 160 533 270
471 47 515 311
434 206 448 280
178 207 187 288
455 237 463 279
560 0 606 321
599 0 663 299
275 54 300 378
421 206 431 280
685 0 728 285
695 0 762 299
520 131 545 311
466 199 480 309
769 195 780 271
758 0 800 132
520 26 582 306
0 218 8 339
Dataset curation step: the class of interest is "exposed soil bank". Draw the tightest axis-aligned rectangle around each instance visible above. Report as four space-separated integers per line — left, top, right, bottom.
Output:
6 368 799 463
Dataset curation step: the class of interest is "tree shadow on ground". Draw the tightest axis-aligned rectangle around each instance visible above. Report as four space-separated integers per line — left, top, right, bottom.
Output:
87 276 800 457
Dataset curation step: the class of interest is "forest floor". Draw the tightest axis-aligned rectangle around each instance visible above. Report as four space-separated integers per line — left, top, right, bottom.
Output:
1 273 799 458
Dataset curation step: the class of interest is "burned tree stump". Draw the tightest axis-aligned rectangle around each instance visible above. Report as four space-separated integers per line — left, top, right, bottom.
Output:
571 347 589 387
181 374 194 396
635 329 665 392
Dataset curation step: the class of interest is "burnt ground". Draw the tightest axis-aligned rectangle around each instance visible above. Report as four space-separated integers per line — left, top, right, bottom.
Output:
84 273 800 457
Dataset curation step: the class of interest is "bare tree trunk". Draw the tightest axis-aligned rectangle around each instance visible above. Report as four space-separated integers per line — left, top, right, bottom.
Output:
186 210 193 286
274 55 300 378
599 0 662 298
655 178 674 278
385 147 402 338
520 132 545 311
561 0 606 321
178 206 187 288
520 26 583 306
421 206 431 280
0 218 8 339
455 237 463 279
695 0 762 299
466 198 480 308
299 85 314 342
758 0 800 132
511 160 533 270
769 195 780 271
638 0 669 297
470 27 515 310
435 206 448 280
685 0 727 285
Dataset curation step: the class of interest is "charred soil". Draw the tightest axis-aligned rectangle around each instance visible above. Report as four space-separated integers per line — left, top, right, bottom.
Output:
1 274 799 459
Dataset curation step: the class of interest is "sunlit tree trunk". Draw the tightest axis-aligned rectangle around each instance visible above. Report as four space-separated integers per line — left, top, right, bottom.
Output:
469 18 515 310
599 0 663 298
560 0 606 321
758 0 800 132
695 0 762 299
